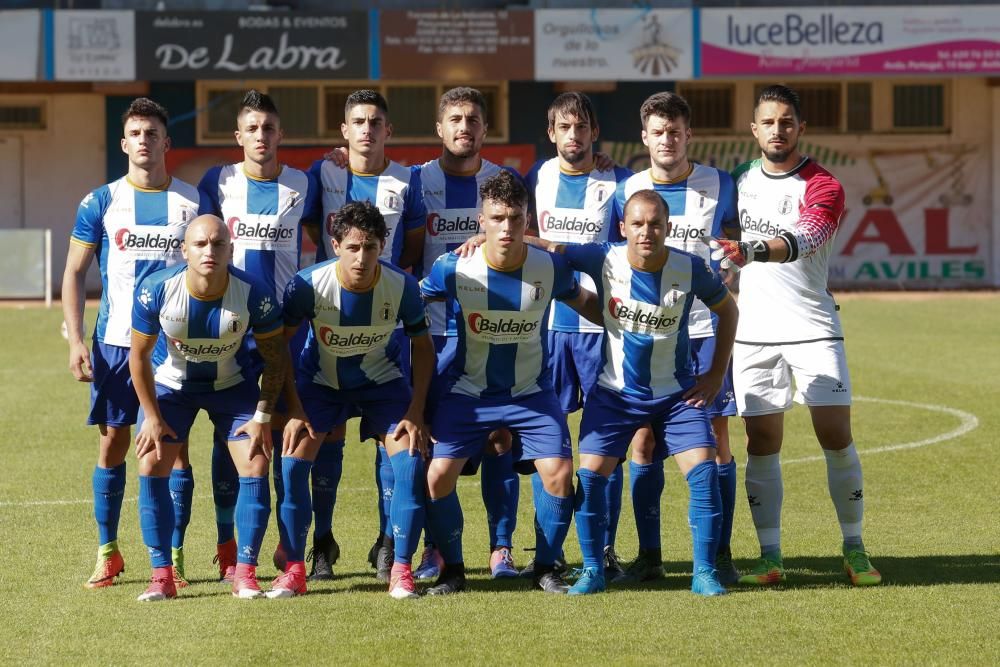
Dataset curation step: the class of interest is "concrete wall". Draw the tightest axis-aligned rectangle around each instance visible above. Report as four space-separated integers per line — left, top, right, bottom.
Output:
1 93 107 293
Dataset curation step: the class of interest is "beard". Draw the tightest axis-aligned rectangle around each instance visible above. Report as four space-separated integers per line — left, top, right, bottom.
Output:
558 146 588 166
762 139 796 164
445 138 479 159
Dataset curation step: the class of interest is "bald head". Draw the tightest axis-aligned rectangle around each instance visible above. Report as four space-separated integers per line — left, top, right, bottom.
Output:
185 214 229 244
183 214 232 277
623 189 668 223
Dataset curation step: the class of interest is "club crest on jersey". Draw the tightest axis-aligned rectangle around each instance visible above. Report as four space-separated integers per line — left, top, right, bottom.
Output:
698 190 708 209
664 286 685 308
384 191 401 210
778 196 794 215
381 302 393 321
282 191 301 215
595 185 607 203
529 281 545 302
227 318 243 334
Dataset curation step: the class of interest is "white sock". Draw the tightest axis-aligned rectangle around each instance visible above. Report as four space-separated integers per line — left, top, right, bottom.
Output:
745 453 783 555
824 443 864 547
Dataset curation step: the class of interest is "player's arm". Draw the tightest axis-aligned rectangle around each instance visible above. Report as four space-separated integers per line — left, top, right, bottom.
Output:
235 329 287 461
683 292 737 408
279 278 318 452
398 227 425 272
397 167 428 271
62 241 96 382
129 330 177 460
711 175 844 268
561 285 602 327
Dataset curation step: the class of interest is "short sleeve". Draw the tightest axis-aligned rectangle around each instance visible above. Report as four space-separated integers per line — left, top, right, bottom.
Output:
524 160 543 222
402 167 427 232
131 276 162 337
197 167 222 216
419 252 456 301
690 255 729 309
562 242 608 283
248 280 282 337
399 274 429 337
609 179 629 242
70 187 108 247
550 252 580 302
300 166 322 227
281 272 315 328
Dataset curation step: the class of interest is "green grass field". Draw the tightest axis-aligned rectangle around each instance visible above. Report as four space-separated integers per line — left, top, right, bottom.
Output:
1 295 998 665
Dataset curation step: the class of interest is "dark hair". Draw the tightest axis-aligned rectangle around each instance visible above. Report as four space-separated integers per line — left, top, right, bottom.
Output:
623 189 669 221
479 170 527 209
754 84 802 121
238 89 280 119
547 92 598 130
121 97 169 129
438 86 487 123
639 91 691 128
329 200 388 243
345 89 389 118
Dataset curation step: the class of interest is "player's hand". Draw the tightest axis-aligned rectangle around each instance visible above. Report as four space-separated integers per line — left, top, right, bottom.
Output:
393 411 434 458
683 372 724 408
235 420 273 462
455 233 486 258
709 237 770 270
68 341 94 382
323 146 349 167
135 418 177 461
593 151 615 171
282 412 317 456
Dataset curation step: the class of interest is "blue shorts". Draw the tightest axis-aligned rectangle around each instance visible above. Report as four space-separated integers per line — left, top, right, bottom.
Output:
88 340 139 427
579 385 715 461
299 378 411 442
431 391 572 474
548 330 602 414
690 336 737 419
145 379 259 443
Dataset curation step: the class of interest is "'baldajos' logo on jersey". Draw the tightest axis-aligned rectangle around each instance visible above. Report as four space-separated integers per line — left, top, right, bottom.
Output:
667 224 708 242
607 297 678 331
114 228 184 252
227 216 295 242
739 210 782 238
318 326 389 349
168 337 241 357
426 213 479 237
467 313 539 336
538 211 603 236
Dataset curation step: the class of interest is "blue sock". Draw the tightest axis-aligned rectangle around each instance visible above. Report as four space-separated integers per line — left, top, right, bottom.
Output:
271 429 289 548
481 451 519 549
92 463 126 546
280 457 313 563
312 439 344 539
686 460 722 572
718 459 737 550
376 446 395 539
426 491 463 565
534 484 573 569
138 475 174 568
235 476 271 566
390 451 426 565
574 469 609 572
604 463 624 549
211 433 238 544
630 461 664 550
169 467 194 549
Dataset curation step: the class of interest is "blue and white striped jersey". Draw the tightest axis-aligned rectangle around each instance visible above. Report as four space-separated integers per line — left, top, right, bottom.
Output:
526 158 631 334
132 264 282 392
615 164 737 338
418 158 518 336
71 176 201 347
563 243 730 400
309 160 425 267
283 260 428 391
420 246 579 399
197 163 319 305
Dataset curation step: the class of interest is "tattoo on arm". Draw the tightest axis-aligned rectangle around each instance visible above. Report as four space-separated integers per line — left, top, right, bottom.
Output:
254 335 288 413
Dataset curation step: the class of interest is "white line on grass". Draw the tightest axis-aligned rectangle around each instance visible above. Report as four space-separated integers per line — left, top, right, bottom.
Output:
0 395 980 507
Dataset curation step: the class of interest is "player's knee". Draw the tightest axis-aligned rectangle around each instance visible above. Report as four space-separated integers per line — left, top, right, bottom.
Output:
811 405 853 450
744 415 783 454
98 426 132 465
426 461 457 499
485 429 512 456
537 458 573 496
629 425 657 464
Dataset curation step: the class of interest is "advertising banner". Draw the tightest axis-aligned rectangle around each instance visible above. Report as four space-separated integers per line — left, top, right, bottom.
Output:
53 10 135 81
535 9 694 81
602 137 991 288
381 10 533 80
701 6 1000 76
135 12 368 80
0 10 42 81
